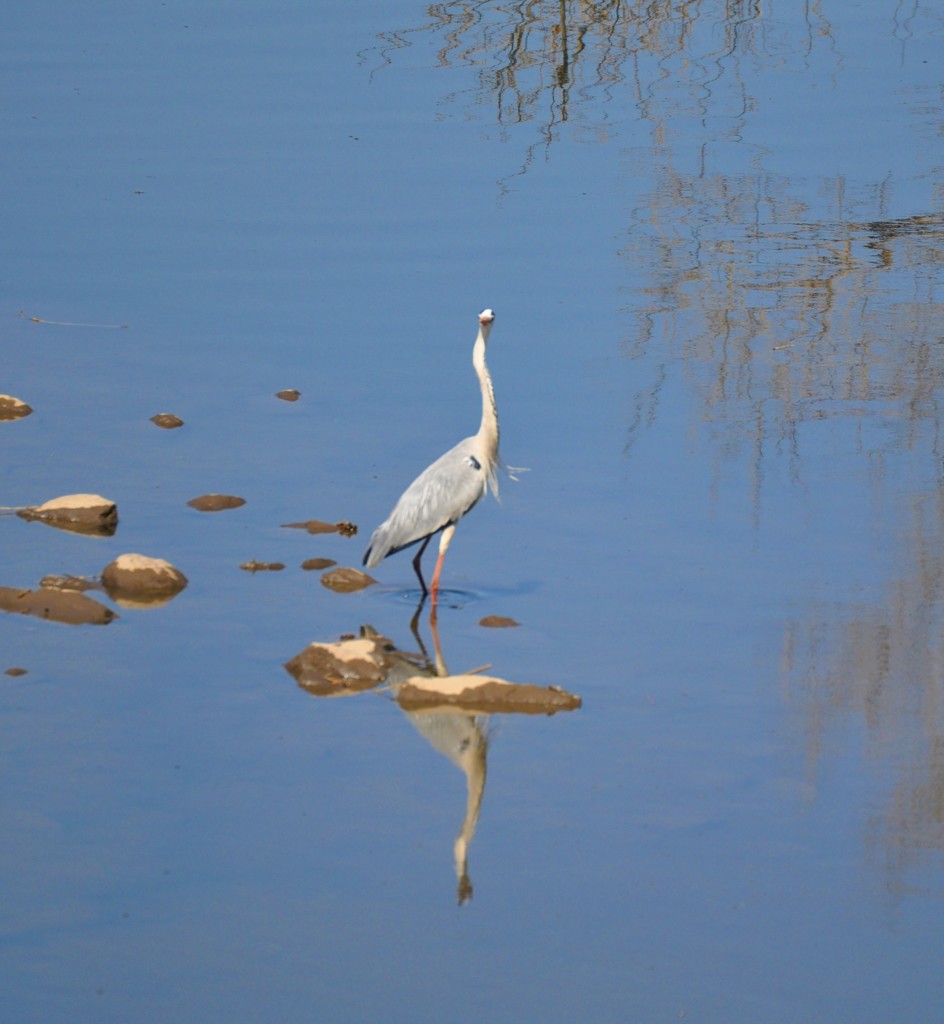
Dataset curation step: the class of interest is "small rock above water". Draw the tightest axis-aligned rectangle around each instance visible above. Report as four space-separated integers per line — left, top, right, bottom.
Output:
0 395 33 421
101 553 188 606
17 493 118 536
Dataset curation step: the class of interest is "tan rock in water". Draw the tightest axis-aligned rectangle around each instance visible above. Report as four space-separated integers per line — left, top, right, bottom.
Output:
17 493 118 535
101 553 188 606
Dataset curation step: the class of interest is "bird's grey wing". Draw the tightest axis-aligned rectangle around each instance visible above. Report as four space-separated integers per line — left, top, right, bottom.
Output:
363 440 487 567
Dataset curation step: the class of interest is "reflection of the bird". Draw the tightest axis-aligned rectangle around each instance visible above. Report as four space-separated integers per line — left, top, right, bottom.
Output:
405 702 489 905
285 610 579 904
401 609 489 904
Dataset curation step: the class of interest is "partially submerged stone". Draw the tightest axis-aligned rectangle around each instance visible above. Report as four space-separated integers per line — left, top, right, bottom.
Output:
282 519 358 536
479 615 520 628
284 634 397 696
18 493 118 536
101 553 188 607
275 389 301 402
38 574 98 593
320 567 375 593
151 413 184 429
4 667 28 677
286 629 582 715
0 395 33 421
301 557 336 571
187 494 246 512
395 674 582 715
239 560 285 572
0 585 116 626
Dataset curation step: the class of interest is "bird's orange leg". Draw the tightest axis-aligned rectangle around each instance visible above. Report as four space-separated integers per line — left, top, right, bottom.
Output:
429 524 456 608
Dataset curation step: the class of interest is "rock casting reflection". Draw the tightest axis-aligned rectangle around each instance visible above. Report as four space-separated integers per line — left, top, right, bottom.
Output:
285 608 580 903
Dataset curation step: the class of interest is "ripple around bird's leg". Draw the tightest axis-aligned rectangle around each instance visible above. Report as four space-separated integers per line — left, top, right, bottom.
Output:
386 586 480 608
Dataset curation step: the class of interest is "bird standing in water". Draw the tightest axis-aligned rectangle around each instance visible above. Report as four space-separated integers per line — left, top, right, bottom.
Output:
363 308 500 607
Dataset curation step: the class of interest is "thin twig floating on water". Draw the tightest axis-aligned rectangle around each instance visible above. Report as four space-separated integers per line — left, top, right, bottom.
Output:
20 311 128 329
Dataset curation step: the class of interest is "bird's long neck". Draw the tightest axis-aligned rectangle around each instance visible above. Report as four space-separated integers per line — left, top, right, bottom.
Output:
473 325 499 463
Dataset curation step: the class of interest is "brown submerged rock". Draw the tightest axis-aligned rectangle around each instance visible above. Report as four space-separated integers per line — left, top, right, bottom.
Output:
479 615 520 628
319 567 375 593
151 413 184 429
0 585 116 626
38 574 99 593
301 557 336 571
282 519 358 536
187 494 245 512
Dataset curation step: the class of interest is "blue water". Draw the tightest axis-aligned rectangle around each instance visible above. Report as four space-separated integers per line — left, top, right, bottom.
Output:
3 2 944 1021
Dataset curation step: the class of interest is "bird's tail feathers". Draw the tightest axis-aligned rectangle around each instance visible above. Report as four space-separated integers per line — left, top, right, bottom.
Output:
362 525 388 569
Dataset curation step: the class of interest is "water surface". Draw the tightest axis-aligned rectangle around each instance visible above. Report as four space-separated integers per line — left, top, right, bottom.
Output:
3 2 944 1022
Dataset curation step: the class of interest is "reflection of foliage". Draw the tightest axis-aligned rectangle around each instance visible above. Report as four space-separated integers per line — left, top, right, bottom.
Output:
780 491 944 898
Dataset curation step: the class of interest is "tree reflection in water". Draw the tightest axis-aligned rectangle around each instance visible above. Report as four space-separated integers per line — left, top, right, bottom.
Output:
365 1 944 897
364 1 841 177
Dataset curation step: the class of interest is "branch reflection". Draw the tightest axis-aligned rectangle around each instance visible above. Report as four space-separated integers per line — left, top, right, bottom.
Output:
780 489 944 899
622 185 944 481
623 171 944 897
364 1 837 180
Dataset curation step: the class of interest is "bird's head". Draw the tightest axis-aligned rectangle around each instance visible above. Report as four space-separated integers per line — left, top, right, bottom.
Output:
478 308 495 326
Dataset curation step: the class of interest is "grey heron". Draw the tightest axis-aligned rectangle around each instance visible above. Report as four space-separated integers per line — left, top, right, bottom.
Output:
363 308 500 606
